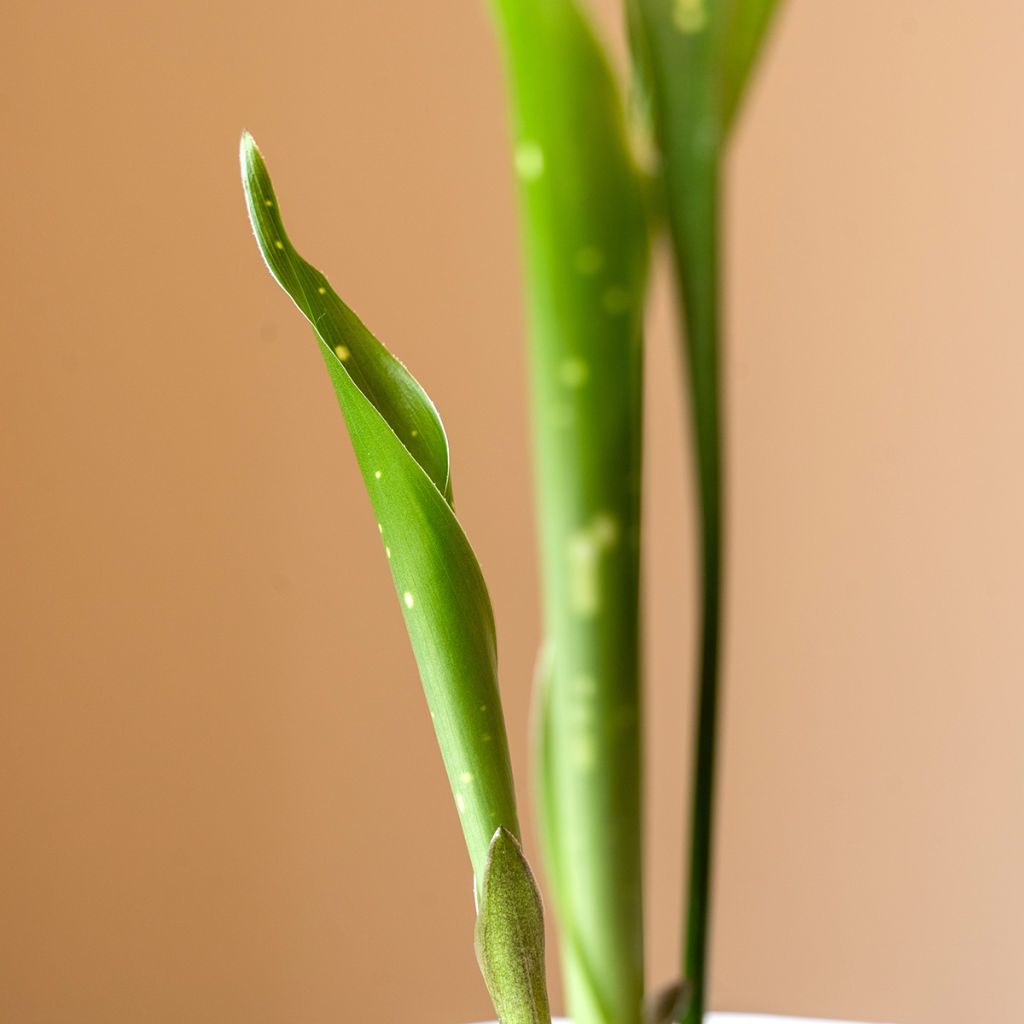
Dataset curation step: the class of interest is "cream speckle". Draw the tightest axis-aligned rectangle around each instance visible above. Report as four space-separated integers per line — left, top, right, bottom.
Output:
673 0 707 32
590 512 620 548
334 344 351 361
559 357 589 389
317 286 327 295
403 591 415 609
385 546 391 560
459 771 474 785
568 513 622 617
455 793 466 813
514 140 545 182
575 246 604 275
273 239 285 250
569 534 600 616
573 735 597 772
602 287 631 315
377 522 383 534
374 470 382 480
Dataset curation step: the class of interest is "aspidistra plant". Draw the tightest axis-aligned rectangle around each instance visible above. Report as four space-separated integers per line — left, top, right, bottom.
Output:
240 0 781 1020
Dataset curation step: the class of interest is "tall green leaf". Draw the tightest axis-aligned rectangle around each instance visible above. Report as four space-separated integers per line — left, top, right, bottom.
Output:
240 132 519 894
486 3 649 1023
626 3 782 1022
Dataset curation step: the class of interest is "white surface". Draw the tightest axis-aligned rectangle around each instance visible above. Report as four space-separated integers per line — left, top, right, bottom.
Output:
709 1017 889 1024
474 1017 887 1024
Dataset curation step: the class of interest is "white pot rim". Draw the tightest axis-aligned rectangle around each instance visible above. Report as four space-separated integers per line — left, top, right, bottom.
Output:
473 1016 892 1024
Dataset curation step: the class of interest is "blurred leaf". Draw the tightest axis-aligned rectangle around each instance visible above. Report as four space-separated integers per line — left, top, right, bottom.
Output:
475 828 551 1024
625 4 782 1024
487 2 648 1022
723 0 783 130
240 132 520 891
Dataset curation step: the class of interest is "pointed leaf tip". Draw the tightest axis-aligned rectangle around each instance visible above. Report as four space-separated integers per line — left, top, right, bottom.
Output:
238 138 454 502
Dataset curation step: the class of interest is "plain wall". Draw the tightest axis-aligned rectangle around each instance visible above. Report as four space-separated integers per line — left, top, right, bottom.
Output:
2 1 1022 1021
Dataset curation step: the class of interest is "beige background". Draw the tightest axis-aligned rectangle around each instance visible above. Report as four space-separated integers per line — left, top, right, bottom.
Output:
2 1 1022 1021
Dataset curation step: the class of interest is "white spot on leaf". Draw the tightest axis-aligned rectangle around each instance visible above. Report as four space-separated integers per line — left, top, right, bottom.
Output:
568 513 622 617
403 591 415 609
590 512 620 548
573 735 597 772
514 140 545 182
559 357 589 389
673 0 707 33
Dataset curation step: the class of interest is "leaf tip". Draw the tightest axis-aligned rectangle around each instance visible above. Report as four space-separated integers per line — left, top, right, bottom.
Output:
239 130 260 185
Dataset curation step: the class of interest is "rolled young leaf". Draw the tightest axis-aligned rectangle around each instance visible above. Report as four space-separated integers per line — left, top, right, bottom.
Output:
485 3 649 1023
475 828 551 1024
625 3 782 1023
240 132 520 893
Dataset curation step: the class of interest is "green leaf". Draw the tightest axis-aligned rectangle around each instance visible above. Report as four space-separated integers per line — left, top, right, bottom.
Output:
626 0 782 148
475 828 551 1024
486 3 648 1023
240 132 519 892
722 0 783 131
624 4 782 1024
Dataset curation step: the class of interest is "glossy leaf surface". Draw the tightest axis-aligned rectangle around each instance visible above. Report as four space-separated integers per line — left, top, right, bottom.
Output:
241 133 519 891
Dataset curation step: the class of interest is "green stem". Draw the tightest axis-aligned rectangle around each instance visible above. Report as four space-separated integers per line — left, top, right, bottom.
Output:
628 4 782 1019
627 2 724 1019
672 149 722 1024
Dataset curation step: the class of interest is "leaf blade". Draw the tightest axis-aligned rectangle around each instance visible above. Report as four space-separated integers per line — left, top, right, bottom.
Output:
240 133 517 888
240 132 452 504
487 4 649 1023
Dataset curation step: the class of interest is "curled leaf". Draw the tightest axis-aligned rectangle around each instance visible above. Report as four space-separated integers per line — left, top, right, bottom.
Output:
240 132 519 889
